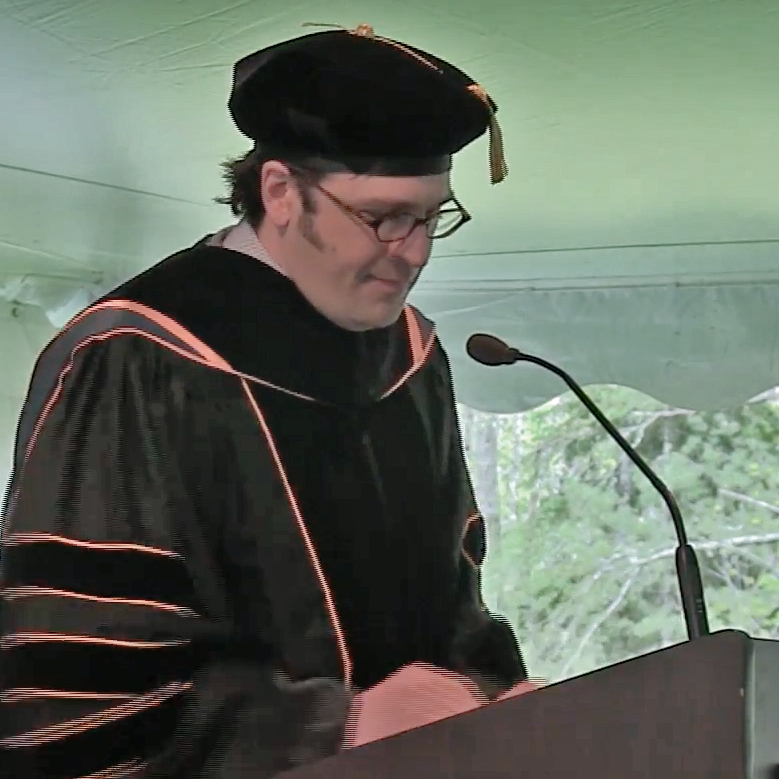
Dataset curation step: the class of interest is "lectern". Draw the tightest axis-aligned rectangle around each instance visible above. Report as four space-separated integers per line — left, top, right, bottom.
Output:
285 630 779 779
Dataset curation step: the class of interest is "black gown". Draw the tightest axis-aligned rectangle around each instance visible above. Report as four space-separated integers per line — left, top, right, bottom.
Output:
0 241 526 779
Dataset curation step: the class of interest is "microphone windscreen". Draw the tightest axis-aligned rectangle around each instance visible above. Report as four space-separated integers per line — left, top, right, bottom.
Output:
466 333 515 366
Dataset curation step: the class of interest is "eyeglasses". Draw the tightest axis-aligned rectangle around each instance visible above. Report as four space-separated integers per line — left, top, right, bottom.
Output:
313 183 472 242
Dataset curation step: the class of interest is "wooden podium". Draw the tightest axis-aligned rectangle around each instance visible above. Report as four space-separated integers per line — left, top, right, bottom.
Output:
286 630 779 779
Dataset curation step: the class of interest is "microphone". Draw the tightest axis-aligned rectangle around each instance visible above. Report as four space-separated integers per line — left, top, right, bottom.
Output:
466 332 710 642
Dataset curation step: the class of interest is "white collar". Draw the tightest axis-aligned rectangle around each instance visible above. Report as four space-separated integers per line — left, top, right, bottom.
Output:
207 219 288 277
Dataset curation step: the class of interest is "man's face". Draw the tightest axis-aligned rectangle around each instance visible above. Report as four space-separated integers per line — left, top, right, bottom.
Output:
267 169 452 332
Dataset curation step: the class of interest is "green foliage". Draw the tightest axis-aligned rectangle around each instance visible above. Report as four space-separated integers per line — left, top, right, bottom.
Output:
463 387 779 682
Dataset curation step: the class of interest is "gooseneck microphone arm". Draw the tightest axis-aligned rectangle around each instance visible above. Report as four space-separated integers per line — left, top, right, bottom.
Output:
466 333 710 641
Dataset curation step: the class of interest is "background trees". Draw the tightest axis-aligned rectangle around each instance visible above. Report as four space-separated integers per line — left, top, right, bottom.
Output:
461 386 779 681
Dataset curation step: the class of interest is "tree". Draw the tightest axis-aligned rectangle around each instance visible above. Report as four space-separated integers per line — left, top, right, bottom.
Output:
459 386 779 682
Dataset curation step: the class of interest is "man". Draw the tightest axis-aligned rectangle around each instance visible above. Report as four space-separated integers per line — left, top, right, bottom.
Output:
0 23 529 779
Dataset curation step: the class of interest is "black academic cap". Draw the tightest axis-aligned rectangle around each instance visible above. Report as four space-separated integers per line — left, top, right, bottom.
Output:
228 24 508 183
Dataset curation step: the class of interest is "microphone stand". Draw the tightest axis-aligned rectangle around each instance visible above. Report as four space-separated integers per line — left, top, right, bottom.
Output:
468 335 710 641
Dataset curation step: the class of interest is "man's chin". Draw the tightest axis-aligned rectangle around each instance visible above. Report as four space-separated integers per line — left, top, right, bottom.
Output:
347 302 406 332
373 301 408 330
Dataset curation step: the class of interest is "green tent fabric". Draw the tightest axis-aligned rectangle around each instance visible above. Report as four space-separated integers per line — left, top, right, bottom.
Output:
1 0 778 458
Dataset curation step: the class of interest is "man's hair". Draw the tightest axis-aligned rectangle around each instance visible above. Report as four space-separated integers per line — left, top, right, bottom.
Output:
214 147 324 228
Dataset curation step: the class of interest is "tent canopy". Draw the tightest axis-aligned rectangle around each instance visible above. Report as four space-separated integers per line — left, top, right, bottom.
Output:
2 0 778 430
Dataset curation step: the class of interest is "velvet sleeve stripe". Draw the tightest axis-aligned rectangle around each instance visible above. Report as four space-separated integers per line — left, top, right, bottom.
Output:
79 759 146 779
3 641 199 694
1 633 188 650
0 680 191 748
0 683 186 779
3 586 200 618
1 589 200 645
1 689 137 703
1 695 138 742
1 535 202 611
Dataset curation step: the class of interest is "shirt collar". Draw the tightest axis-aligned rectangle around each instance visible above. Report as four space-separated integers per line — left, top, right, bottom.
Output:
208 219 288 277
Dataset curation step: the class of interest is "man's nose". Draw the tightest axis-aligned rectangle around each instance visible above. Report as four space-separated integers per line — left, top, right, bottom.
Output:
388 227 432 269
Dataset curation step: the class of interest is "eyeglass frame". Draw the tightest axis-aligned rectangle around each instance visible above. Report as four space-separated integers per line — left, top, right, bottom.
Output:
287 166 472 242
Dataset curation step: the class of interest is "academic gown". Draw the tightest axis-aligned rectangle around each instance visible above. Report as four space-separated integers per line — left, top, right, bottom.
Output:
0 241 526 779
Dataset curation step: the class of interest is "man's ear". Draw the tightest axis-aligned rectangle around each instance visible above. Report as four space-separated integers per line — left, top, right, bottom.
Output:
260 161 297 228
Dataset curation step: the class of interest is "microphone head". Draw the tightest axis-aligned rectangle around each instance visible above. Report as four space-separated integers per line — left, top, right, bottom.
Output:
466 333 518 366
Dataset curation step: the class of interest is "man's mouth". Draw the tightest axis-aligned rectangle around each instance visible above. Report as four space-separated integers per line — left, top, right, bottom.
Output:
368 275 406 291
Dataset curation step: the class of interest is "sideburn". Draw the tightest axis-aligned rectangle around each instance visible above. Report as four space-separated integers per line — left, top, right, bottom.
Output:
296 183 328 252
298 211 327 252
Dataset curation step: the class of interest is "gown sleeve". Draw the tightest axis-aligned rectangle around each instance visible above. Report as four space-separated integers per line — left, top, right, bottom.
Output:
0 334 349 779
435 344 529 698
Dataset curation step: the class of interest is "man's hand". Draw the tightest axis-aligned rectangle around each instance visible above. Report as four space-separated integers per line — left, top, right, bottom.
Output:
496 678 545 701
343 663 486 749
465 673 545 701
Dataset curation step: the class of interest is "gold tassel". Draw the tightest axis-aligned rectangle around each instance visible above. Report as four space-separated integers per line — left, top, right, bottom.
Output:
468 84 508 185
